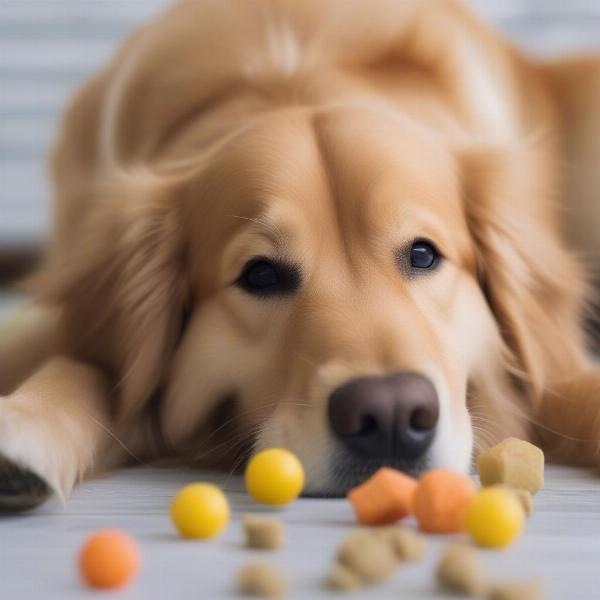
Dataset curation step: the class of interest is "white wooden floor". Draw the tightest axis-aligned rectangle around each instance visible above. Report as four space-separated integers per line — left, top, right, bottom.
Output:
0 464 598 600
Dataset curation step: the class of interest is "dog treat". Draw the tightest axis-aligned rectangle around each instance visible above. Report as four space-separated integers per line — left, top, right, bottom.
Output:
170 482 230 539
490 578 543 600
477 438 544 494
347 467 417 525
511 488 533 517
79 530 141 589
466 486 524 548
412 469 477 533
378 526 426 561
436 543 490 597
245 448 305 505
243 514 285 550
337 530 397 583
237 561 288 599
325 563 363 591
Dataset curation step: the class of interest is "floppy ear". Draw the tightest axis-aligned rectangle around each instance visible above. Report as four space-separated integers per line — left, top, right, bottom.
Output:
539 56 600 273
459 144 591 405
32 170 190 422
29 41 195 423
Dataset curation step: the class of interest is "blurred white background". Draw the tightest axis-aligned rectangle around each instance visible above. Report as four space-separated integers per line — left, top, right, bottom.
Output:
1 0 599 248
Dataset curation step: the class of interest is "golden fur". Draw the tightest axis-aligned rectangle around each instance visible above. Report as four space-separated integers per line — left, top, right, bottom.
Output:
1 0 600 503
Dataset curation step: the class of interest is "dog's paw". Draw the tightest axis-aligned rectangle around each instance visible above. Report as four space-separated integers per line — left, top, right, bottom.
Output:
0 454 51 512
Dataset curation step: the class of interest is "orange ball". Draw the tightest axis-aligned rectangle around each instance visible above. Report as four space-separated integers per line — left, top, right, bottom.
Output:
79 530 141 589
412 469 477 533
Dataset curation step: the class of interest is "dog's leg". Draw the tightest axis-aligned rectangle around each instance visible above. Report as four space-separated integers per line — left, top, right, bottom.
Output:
0 302 61 395
535 369 600 466
0 356 111 511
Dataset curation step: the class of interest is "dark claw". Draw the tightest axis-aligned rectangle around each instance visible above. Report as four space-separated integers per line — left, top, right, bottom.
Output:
0 456 51 513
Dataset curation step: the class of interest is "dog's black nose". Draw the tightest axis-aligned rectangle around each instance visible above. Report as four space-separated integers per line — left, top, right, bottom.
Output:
327 372 439 461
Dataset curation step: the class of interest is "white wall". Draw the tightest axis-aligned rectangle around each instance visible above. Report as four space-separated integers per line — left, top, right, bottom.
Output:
1 0 599 247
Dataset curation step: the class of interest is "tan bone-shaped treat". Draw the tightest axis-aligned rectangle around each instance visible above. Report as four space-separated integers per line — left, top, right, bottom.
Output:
490 578 544 600
325 563 363 591
511 488 533 517
436 543 490 597
337 530 397 583
237 561 288 599
243 514 285 550
477 438 544 494
377 526 426 562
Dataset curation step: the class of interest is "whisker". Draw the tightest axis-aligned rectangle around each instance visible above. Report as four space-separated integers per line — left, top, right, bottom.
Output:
190 430 257 466
296 354 319 370
225 214 276 233
192 400 280 449
223 442 257 488
85 413 147 467
502 400 600 444
190 399 312 458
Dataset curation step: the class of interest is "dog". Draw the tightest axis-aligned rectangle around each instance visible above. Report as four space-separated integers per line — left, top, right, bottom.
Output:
1 0 600 511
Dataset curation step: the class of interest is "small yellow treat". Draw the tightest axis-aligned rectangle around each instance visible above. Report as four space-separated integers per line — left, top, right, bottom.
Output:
466 486 525 548
245 449 305 505
511 488 533 518
477 438 544 494
243 514 285 550
378 527 426 562
237 561 288 599
491 578 543 600
337 530 397 583
170 483 230 539
436 543 490 597
325 563 362 591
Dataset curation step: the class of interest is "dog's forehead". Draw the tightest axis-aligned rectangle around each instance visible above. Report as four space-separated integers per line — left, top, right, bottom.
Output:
208 105 462 222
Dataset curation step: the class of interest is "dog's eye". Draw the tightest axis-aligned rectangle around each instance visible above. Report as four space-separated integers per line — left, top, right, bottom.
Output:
242 261 279 288
236 258 300 297
409 240 439 269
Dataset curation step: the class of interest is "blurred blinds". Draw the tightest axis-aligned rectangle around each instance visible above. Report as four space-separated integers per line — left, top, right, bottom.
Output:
1 0 599 247
0 1 166 247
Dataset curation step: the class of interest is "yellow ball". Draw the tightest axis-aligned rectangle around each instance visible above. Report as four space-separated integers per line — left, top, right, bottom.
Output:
170 483 230 539
466 486 525 548
245 448 305 505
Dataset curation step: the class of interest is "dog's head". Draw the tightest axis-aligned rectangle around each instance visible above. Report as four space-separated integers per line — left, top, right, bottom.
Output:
164 105 491 494
46 0 587 495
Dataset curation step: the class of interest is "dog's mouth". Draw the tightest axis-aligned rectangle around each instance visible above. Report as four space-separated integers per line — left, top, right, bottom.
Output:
302 450 432 498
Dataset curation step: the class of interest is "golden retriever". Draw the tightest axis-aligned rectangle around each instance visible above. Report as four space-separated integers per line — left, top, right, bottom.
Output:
1 0 600 510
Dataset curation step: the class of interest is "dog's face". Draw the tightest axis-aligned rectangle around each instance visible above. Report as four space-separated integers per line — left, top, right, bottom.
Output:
161 105 501 495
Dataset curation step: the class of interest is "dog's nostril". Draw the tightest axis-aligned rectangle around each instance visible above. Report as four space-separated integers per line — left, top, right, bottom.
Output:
409 407 437 431
356 415 378 437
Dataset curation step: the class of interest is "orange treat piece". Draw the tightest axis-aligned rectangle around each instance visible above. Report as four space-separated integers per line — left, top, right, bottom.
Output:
347 468 417 525
79 530 141 589
412 469 477 533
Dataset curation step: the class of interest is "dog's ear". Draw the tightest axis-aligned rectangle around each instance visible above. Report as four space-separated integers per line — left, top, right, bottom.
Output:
29 58 194 423
459 145 590 402
33 169 189 422
538 56 600 273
